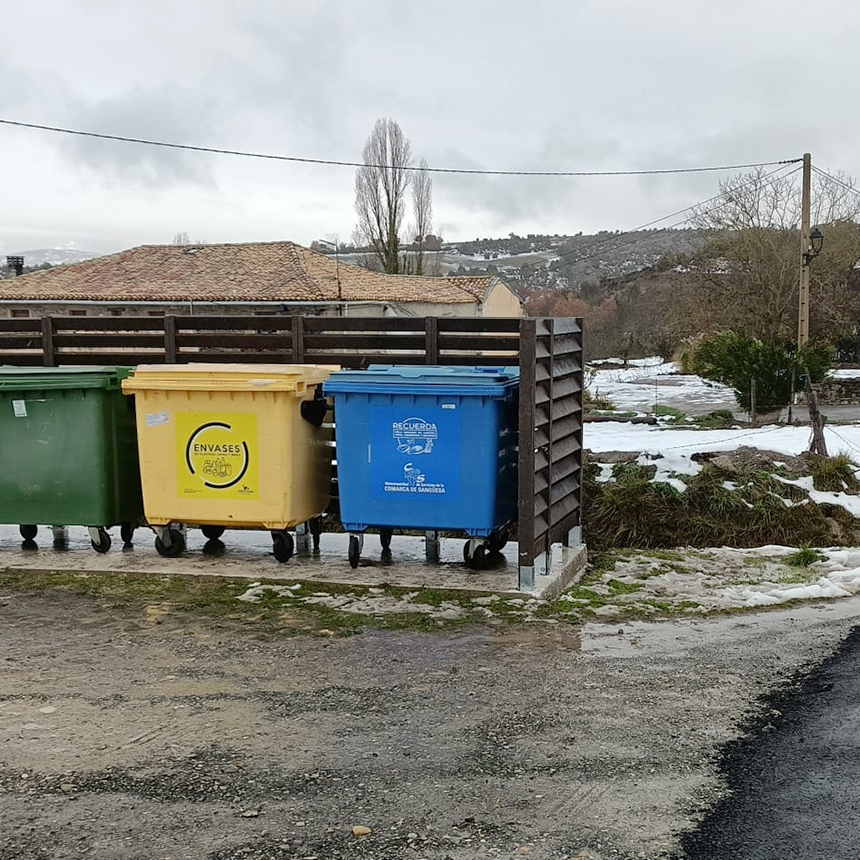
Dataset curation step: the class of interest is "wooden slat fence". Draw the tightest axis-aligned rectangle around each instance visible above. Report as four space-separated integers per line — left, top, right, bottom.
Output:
517 318 584 587
0 314 581 589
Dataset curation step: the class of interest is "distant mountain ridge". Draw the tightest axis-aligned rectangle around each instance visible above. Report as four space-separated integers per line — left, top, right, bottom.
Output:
10 248 102 268
320 229 708 289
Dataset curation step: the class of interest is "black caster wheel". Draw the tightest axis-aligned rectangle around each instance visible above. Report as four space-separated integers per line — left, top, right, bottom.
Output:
380 528 393 552
309 516 323 552
348 535 362 569
90 527 112 554
202 538 226 557
272 530 294 563
155 528 185 558
488 529 508 553
201 524 225 540
120 523 135 545
469 544 487 571
19 524 38 541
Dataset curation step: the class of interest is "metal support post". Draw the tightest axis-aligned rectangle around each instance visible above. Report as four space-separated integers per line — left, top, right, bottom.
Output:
294 521 310 554
565 526 582 547
425 530 440 562
519 563 535 591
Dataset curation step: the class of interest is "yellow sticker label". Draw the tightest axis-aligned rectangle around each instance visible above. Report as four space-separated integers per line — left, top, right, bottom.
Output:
176 412 259 499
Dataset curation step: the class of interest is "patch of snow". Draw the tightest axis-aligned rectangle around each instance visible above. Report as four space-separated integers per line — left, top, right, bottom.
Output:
587 422 860 460
775 474 860 517
734 578 853 607
636 451 702 478
595 462 615 484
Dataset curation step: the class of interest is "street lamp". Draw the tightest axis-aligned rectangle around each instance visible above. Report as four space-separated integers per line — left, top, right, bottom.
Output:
804 227 824 266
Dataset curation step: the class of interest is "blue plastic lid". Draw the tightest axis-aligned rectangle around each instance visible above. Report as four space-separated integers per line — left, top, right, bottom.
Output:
332 365 518 383
323 364 519 396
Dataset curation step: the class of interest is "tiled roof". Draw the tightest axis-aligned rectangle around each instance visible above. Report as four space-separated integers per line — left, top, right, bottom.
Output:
1 241 499 305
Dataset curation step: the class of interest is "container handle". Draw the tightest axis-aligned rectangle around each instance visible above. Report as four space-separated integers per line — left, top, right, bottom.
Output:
301 396 328 427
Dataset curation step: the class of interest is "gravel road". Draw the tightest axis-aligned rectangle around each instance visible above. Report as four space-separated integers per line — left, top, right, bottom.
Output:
1 584 859 859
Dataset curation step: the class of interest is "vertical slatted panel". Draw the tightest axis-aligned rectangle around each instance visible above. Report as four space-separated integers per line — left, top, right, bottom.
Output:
517 319 537 570
517 317 583 578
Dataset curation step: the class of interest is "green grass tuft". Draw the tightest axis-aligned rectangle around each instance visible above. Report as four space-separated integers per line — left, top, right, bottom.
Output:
785 545 827 567
653 404 687 422
808 452 860 493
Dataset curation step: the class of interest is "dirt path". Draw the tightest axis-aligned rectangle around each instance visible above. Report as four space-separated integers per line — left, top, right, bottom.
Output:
1 585 859 859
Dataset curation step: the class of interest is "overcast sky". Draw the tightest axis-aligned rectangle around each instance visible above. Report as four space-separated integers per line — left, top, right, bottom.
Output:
2 0 859 254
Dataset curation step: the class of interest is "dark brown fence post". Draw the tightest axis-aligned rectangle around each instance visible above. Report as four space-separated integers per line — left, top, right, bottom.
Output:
546 318 555 550
424 316 439 364
291 315 305 363
164 315 177 363
517 318 537 589
41 317 55 366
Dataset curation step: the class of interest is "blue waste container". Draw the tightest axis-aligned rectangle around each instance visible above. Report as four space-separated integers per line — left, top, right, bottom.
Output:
323 365 519 569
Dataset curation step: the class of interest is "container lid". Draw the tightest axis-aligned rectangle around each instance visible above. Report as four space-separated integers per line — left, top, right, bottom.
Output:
323 364 519 396
0 366 132 391
122 363 338 394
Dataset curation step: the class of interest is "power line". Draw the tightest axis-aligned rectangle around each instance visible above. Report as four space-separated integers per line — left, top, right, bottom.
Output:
823 426 860 459
0 117 801 178
517 162 802 278
811 165 860 200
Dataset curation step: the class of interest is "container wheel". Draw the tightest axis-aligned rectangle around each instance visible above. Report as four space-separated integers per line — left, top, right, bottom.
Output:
380 528 393 551
468 544 487 571
348 535 362 569
272 530 294 563
201 525 225 540
120 523 135 545
488 529 509 553
91 528 112 554
19 524 38 541
463 540 472 564
155 528 185 558
309 516 323 552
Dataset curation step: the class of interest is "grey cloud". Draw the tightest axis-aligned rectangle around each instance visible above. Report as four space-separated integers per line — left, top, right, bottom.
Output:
217 5 351 146
3 0 860 252
57 86 221 188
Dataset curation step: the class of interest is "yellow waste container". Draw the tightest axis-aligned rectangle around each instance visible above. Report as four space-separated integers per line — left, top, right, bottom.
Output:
122 364 336 562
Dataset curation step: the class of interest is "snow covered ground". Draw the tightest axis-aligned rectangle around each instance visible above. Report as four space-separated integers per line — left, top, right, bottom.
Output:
577 545 860 616
580 359 860 614
588 358 738 415
585 358 860 464
587 421 860 462
587 357 860 418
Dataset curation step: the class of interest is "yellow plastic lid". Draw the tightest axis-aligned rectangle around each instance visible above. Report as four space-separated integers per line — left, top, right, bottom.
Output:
122 363 338 393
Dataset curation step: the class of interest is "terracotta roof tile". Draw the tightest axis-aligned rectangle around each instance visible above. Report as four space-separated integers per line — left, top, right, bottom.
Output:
2 241 499 305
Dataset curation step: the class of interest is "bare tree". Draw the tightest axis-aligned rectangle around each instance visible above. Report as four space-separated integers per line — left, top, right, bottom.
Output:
410 158 433 275
354 118 412 274
691 167 860 340
172 231 190 245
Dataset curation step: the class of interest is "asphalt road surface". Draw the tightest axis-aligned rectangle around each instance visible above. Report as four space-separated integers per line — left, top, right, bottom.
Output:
681 625 860 859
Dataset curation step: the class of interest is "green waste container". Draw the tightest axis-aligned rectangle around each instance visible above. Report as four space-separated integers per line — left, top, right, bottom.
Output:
0 367 144 553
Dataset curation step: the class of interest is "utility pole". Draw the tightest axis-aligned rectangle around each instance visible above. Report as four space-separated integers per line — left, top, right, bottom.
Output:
797 152 812 348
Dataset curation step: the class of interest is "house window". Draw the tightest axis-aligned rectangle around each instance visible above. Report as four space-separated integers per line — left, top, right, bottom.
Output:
69 310 86 317
109 308 123 316
147 311 163 317
10 309 29 318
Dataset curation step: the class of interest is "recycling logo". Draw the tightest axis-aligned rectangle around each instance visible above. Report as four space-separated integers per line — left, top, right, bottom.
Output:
176 412 259 499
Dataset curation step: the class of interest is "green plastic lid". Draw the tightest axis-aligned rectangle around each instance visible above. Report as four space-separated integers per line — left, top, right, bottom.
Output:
0 366 132 391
